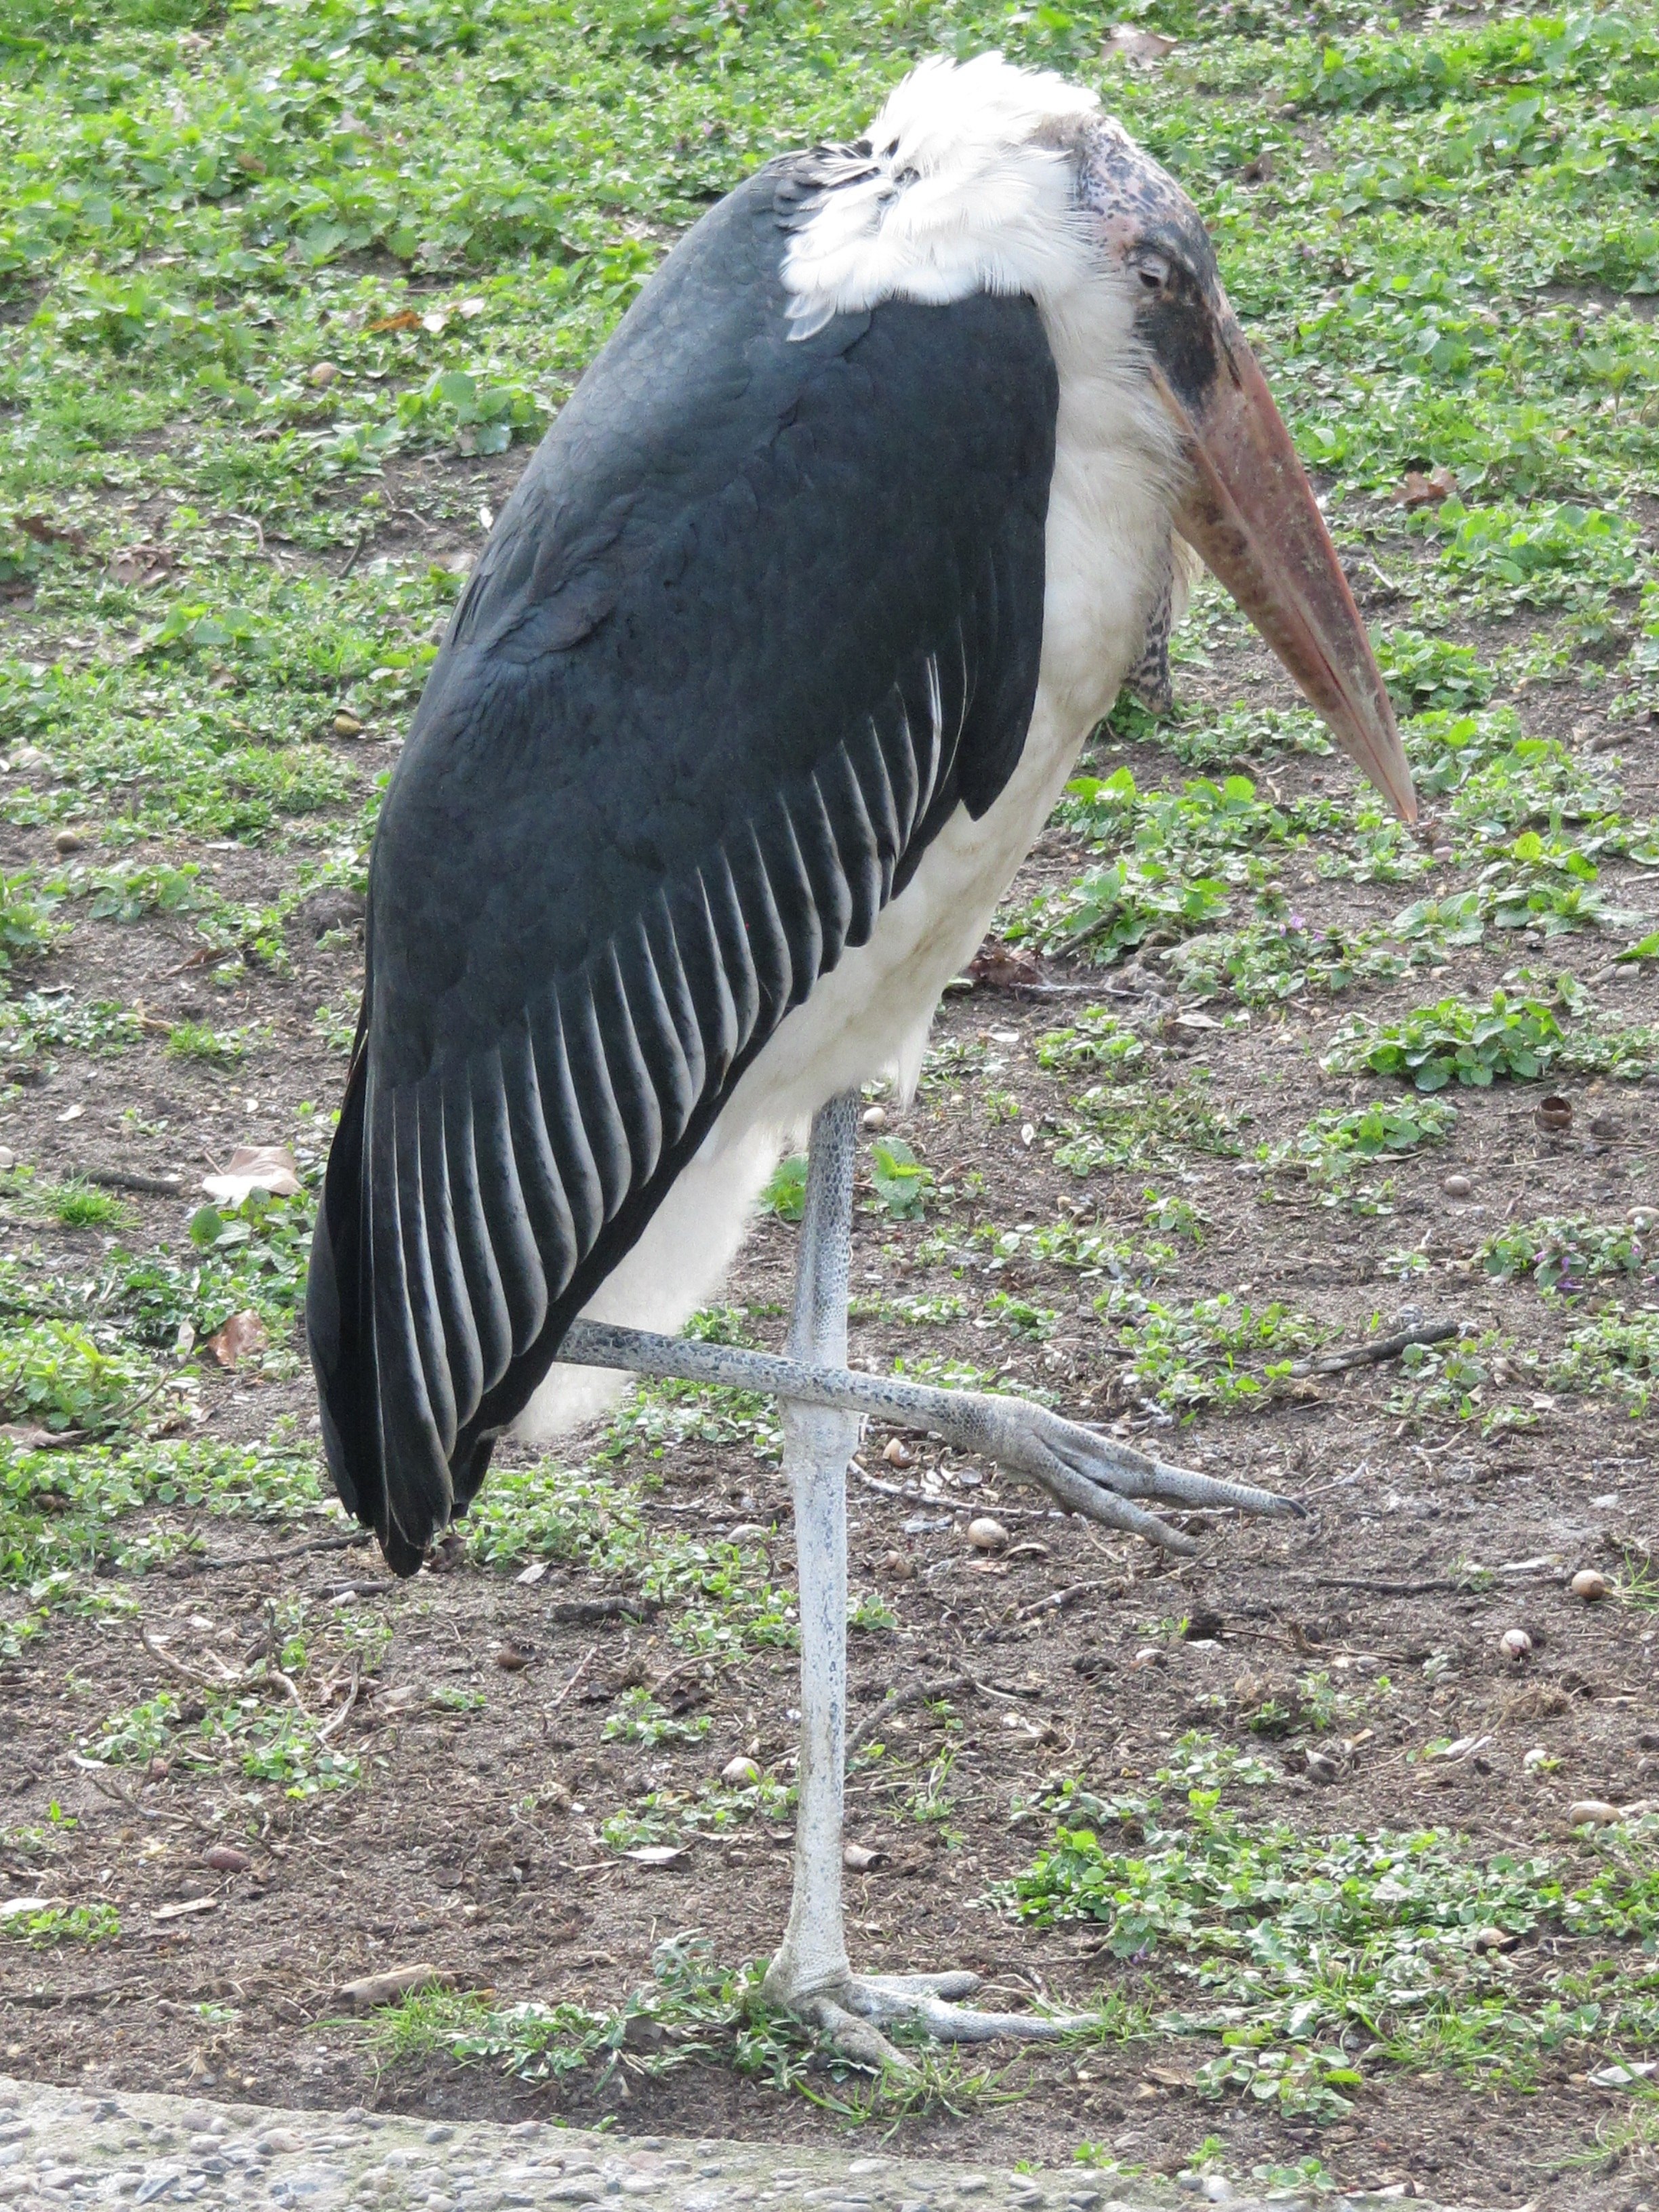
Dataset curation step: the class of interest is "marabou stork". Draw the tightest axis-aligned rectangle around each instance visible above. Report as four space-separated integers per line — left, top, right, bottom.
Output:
308 53 1415 2064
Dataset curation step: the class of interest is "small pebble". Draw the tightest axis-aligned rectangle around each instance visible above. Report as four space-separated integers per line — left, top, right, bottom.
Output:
882 1437 912 1467
1499 1627 1532 1661
1570 1568 1609 1602
720 1756 760 1788
309 361 339 386
201 1845 250 1874
333 711 365 737
1442 1172 1473 1198
966 1517 1007 1551
1569 1799 1622 1826
52 829 85 855
861 1105 886 1130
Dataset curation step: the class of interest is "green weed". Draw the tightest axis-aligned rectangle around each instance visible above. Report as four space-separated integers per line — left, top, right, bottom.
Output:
760 1153 807 1223
1324 991 1562 1090
44 1179 130 1230
1166 917 1412 1005
1053 1081 1246 1173
1263 1096 1458 1195
1097 1287 1326 1414
368 1933 1000 2106
1012 857 1230 964
166 1019 248 1061
1 1900 120 1946
1035 1008 1151 1076
1410 497 1645 608
601 1686 712 1750
867 1137 930 1221
1481 1215 1656 1294
1002 1794 1659 2089
1553 1307 1659 1416
1374 629 1494 715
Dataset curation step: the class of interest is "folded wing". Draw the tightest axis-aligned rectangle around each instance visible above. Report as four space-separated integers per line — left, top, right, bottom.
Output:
307 156 1060 1573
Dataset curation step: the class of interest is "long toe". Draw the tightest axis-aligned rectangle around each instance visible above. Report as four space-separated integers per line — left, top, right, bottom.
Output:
1041 1413 1305 1517
838 1980 1085 2042
857 1971 982 2001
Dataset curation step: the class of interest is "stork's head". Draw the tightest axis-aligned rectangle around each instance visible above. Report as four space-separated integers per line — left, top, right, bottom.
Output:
781 54 1414 822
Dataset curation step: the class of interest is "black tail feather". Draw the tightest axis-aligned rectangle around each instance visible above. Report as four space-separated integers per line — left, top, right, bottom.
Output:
308 1054 438 1576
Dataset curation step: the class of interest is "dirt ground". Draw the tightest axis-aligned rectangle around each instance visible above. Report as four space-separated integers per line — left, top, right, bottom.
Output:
3 455 1658 2208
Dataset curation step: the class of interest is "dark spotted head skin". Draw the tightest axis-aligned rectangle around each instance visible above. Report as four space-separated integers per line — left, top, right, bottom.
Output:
1067 119 1227 413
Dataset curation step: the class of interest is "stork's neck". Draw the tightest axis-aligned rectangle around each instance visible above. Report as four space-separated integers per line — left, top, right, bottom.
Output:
1033 285 1186 741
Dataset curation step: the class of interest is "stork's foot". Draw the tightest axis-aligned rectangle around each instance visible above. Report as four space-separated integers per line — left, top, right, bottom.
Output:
927 1393 1303 1556
784 1969 1086 2074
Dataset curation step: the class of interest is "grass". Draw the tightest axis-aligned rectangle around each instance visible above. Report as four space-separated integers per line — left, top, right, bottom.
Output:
1322 989 1656 1090
1002 1782 1659 2100
5 0 1659 2175
371 1930 1028 2118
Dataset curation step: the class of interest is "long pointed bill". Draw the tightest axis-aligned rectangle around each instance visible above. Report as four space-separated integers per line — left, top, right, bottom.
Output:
1154 315 1416 824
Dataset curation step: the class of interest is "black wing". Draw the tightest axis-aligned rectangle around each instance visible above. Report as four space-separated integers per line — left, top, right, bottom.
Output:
307 155 1059 1574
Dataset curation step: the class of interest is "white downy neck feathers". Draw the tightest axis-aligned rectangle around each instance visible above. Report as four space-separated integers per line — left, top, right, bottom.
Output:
781 53 1104 334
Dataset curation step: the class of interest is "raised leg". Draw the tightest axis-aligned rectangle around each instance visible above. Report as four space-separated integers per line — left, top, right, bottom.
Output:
558 1323 1300 1555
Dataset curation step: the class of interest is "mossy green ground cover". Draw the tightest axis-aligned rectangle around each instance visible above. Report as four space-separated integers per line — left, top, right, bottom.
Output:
3 0 1659 2201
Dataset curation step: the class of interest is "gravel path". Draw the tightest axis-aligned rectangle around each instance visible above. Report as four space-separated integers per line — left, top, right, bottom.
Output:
0 2076 1457 2212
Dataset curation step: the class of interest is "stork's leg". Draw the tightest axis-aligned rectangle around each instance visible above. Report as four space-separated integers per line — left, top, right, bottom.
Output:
553 1112 1303 2067
758 1092 859 2022
730 1094 1086 2070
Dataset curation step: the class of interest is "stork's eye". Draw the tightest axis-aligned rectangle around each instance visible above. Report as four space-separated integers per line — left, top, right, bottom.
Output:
1134 252 1174 293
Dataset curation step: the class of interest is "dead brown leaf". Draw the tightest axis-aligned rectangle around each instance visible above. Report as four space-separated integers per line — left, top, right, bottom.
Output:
16 514 89 555
203 1145 302 1205
1391 464 1459 509
965 942 1046 991
110 544 176 590
206 1309 267 1370
367 310 423 334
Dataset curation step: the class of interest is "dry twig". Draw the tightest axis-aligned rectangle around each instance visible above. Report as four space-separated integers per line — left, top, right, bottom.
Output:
546 1645 597 1713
